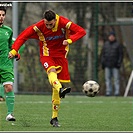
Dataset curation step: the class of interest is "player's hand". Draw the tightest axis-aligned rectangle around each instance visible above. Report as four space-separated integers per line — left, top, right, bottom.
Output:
8 49 17 59
63 39 72 45
15 54 20 61
8 52 14 59
63 40 68 45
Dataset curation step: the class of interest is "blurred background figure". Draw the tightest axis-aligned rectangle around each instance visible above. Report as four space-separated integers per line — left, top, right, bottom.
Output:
101 31 123 96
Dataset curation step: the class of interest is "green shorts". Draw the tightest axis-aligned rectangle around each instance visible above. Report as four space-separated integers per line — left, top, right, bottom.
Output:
0 68 14 85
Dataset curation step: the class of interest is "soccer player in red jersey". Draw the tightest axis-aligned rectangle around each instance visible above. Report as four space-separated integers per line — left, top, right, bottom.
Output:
9 10 86 127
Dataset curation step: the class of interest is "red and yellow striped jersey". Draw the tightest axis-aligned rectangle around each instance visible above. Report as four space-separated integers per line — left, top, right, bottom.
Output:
12 14 86 58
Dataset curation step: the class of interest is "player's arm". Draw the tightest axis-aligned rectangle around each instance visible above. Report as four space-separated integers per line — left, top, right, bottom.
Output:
61 17 86 45
11 38 25 61
67 22 86 43
8 31 18 61
8 25 38 58
8 31 13 49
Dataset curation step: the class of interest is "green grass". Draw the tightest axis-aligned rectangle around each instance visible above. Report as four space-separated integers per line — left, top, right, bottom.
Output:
0 95 133 131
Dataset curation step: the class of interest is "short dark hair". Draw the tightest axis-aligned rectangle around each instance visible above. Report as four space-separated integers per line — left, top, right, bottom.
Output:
43 10 56 21
0 6 7 14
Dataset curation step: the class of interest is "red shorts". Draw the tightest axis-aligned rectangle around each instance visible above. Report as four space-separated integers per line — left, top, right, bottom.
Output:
40 56 70 83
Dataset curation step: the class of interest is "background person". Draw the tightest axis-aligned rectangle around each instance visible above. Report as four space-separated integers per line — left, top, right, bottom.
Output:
101 31 123 96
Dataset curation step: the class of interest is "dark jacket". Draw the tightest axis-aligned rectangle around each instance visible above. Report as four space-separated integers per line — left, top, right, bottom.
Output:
101 40 123 69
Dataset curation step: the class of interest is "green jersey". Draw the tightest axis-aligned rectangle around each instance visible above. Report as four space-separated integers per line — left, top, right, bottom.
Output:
0 25 13 69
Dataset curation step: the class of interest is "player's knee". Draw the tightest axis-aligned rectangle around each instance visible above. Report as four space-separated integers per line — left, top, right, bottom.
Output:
4 84 13 92
48 68 56 74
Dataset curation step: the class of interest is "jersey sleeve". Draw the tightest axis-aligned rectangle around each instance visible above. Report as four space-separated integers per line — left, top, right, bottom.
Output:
68 23 86 43
60 16 86 43
8 30 13 50
12 24 39 52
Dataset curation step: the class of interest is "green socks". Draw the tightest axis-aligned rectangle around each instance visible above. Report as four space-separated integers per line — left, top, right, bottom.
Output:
5 91 15 115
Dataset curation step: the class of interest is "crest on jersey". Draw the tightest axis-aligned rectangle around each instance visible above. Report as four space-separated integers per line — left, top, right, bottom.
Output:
61 28 65 35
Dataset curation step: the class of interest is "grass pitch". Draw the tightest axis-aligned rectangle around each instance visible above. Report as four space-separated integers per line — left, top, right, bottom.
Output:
0 95 133 132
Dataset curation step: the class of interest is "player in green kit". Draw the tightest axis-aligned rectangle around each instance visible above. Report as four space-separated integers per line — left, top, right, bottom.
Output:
0 38 24 101
0 6 20 121
0 38 15 102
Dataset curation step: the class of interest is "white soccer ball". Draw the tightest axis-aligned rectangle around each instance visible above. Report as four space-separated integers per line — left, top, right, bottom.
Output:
82 80 100 97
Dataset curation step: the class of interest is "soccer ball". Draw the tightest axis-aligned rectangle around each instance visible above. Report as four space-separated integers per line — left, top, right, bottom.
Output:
82 80 100 97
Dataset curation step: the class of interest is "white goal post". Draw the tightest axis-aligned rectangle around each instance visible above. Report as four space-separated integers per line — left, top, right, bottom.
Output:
124 70 133 97
117 18 133 97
